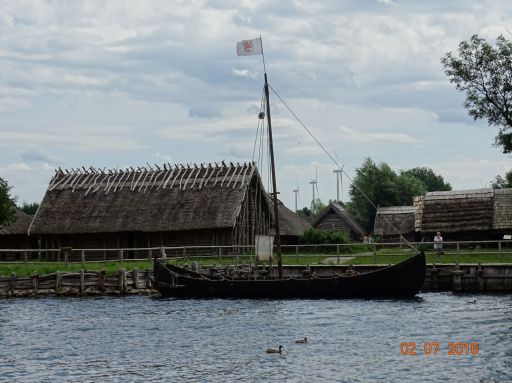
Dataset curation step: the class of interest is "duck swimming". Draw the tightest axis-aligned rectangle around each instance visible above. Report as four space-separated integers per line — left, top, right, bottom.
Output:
295 337 308 344
266 345 283 354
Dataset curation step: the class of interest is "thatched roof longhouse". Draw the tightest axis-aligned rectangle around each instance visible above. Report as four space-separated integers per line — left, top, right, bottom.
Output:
29 162 268 235
419 188 495 233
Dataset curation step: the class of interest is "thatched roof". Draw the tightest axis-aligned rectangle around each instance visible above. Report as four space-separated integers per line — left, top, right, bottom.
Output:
0 208 32 235
29 162 265 235
419 188 495 233
312 203 365 236
374 206 416 236
493 188 512 230
276 202 312 236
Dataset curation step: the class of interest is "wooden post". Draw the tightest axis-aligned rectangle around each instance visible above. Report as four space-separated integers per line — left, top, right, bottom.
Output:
336 245 340 264
10 272 16 294
132 268 139 290
119 249 124 263
81 250 85 268
24 251 28 268
145 270 151 289
118 268 127 294
32 272 39 296
218 247 222 264
122 268 128 293
452 265 463 292
56 271 62 293
372 244 377 264
296 245 299 264
99 270 105 292
80 269 85 294
498 241 502 257
61 247 72 267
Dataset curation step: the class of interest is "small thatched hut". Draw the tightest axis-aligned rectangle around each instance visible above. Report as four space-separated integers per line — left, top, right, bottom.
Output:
414 188 512 241
0 208 35 259
274 201 312 245
312 202 365 240
373 206 417 242
29 162 273 258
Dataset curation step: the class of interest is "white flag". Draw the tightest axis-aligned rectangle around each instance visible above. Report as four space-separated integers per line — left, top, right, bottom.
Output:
236 37 263 56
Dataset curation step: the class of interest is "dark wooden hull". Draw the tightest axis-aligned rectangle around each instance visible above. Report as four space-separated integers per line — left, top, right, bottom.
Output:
153 252 426 298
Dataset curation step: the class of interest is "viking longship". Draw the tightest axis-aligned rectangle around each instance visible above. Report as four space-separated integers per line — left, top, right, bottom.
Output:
153 37 426 298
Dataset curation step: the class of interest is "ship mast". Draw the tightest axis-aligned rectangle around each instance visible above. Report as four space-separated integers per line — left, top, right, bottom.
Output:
263 71 283 279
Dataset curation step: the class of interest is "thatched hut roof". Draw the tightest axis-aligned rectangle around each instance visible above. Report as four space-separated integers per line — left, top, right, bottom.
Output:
0 208 32 235
492 188 512 230
312 203 365 236
374 206 416 236
276 202 312 236
29 162 266 235
419 188 495 233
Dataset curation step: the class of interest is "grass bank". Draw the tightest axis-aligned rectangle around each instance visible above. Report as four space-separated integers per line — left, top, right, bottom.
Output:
2 251 511 276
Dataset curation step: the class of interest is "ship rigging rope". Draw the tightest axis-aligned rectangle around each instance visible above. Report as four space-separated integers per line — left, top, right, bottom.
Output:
268 84 417 251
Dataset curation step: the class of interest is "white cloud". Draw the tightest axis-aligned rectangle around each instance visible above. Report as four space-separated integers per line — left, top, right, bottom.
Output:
0 0 510 209
337 126 419 144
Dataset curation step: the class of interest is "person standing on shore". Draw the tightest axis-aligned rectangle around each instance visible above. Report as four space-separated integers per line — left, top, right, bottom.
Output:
434 231 444 255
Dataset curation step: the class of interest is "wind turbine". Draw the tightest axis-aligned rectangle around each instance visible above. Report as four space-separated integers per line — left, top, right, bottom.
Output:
333 151 345 202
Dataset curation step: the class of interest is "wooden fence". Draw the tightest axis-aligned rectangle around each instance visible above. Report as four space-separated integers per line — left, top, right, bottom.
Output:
0 268 154 297
0 240 511 263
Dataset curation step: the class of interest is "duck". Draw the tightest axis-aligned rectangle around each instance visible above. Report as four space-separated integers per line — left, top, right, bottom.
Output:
266 345 283 354
295 337 308 344
467 299 476 304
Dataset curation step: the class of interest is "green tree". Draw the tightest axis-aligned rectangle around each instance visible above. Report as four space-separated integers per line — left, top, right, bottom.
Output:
19 202 39 216
310 198 326 216
400 167 452 192
347 158 426 231
491 170 512 189
441 35 512 153
347 158 397 231
296 206 312 218
0 178 15 226
395 174 426 205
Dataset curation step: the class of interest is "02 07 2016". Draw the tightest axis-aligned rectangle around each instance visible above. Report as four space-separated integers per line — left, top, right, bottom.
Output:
400 341 479 356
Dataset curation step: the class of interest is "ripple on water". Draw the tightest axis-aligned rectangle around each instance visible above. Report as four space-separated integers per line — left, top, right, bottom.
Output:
0 293 510 382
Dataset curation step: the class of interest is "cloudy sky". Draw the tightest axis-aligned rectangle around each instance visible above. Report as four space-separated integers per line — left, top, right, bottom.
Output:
1 0 511 210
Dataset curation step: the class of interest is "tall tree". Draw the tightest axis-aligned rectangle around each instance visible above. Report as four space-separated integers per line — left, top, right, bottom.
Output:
0 177 15 226
400 167 452 192
441 35 512 153
347 158 425 231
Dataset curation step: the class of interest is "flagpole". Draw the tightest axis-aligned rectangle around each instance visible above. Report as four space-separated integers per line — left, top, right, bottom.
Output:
260 34 267 74
260 36 283 279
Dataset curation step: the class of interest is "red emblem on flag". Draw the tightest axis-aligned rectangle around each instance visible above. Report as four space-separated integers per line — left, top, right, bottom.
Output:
244 41 253 53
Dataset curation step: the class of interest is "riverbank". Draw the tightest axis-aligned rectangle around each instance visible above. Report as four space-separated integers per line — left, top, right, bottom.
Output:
1 263 511 296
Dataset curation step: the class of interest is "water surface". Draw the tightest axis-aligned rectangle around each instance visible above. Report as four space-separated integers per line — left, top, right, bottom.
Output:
0 293 510 382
